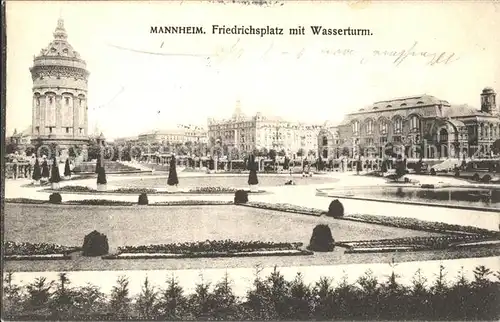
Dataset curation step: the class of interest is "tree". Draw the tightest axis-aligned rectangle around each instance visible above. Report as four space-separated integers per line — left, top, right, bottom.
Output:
3 272 24 317
136 276 158 319
167 155 179 186
41 159 49 178
25 277 53 316
5 142 19 154
50 157 61 183
32 158 41 181
159 274 187 320
211 272 239 320
248 154 259 186
64 158 71 177
283 156 290 170
109 276 131 319
268 149 277 161
50 273 74 319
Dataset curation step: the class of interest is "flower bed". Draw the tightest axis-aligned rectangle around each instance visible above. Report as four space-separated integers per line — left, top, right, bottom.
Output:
243 201 323 216
188 186 237 193
5 198 47 204
346 214 500 237
57 185 95 192
46 185 265 195
4 241 78 260
338 234 496 253
151 200 233 206
64 199 136 206
104 249 312 259
116 240 304 254
112 187 158 194
103 240 310 259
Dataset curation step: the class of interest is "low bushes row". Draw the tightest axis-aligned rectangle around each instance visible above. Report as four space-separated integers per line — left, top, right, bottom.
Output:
4 241 79 256
347 213 500 238
116 240 304 254
3 265 499 320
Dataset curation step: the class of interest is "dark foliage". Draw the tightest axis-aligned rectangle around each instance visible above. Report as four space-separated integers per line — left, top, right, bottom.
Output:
248 155 259 185
50 158 61 183
82 231 109 257
138 193 149 205
32 158 41 181
48 193 62 204
64 158 71 177
41 160 49 178
167 156 179 186
97 166 107 185
307 224 335 252
327 199 344 218
2 265 500 320
234 190 249 204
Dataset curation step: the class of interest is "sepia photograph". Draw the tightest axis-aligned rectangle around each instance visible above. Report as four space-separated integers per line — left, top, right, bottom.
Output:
2 0 500 320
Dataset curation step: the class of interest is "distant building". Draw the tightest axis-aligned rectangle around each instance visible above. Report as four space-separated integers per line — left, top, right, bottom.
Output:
207 100 322 157
336 87 500 159
7 127 32 146
317 122 342 159
29 18 90 152
136 127 207 145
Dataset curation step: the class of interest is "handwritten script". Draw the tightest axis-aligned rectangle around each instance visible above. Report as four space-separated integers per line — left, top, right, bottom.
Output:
109 40 459 68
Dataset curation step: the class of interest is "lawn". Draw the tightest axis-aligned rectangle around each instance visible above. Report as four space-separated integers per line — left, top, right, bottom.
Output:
7 203 499 272
4 204 441 248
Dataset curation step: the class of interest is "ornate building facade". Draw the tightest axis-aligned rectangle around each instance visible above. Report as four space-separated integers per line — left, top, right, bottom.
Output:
207 101 322 157
329 87 500 159
30 18 90 151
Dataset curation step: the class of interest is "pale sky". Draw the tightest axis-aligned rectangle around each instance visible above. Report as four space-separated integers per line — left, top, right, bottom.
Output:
6 1 500 139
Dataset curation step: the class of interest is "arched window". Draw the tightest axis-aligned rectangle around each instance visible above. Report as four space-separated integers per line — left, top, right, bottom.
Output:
366 119 374 135
379 120 388 135
410 115 420 131
393 117 403 134
322 136 328 146
440 128 448 142
352 121 359 135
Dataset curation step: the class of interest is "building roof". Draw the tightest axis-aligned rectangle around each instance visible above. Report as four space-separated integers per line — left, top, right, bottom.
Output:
36 18 82 60
442 104 493 118
447 119 466 128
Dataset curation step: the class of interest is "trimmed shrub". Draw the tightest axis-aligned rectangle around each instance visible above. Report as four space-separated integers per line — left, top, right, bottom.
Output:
64 158 71 177
41 160 50 178
32 158 41 181
167 155 179 186
307 224 334 252
48 193 62 204
234 190 249 204
247 155 259 185
50 157 61 183
138 193 149 205
327 199 344 218
82 230 109 256
97 166 107 185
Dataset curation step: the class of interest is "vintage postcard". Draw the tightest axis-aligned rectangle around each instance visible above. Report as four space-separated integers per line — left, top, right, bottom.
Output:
2 0 500 320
